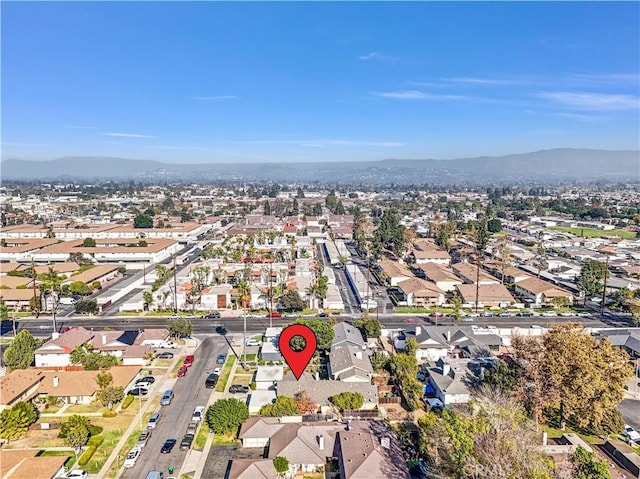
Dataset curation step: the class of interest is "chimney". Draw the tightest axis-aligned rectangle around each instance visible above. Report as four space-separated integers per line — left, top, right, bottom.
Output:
415 326 421 336
315 371 320 381
102 334 107 345
446 330 451 342
380 436 391 449
542 431 548 447
347 420 352 431
442 363 451 375
354 351 362 360
53 376 59 388
318 435 325 450
51 332 60 340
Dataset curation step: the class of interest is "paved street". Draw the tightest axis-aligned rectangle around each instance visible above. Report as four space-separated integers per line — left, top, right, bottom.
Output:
117 336 229 479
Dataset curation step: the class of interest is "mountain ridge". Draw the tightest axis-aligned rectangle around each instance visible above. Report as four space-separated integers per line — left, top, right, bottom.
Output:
2 148 638 184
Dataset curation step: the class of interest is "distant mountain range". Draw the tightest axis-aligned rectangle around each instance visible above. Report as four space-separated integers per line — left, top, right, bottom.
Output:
1 149 638 185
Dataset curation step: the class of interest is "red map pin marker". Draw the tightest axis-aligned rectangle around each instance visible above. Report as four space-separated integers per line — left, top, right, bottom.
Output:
279 324 317 380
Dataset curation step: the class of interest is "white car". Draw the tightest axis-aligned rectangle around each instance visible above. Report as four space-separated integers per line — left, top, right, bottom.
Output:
62 471 88 479
541 311 556 317
246 338 262 347
191 405 205 423
213 367 222 375
624 424 640 441
559 312 574 317
577 312 592 317
159 342 178 349
123 447 141 468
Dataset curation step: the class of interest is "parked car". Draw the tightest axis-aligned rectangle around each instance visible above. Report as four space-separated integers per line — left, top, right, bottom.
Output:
246 338 262 347
128 387 149 396
560 312 574 317
202 312 221 319
191 406 205 423
136 429 152 448
177 366 188 377
160 390 174 406
541 311 557 317
229 384 250 394
123 447 141 468
147 412 161 429
186 421 198 435
430 311 444 317
216 354 227 364
135 376 155 388
461 317 474 322
183 355 195 367
160 438 177 454
284 313 298 318
266 311 282 318
498 311 512 317
482 312 495 317
180 433 195 450
159 341 178 349
577 312 592 317
213 367 222 375
215 326 227 335
155 351 174 359
624 424 640 441
62 471 88 479
318 312 329 318
517 311 534 317
205 373 219 389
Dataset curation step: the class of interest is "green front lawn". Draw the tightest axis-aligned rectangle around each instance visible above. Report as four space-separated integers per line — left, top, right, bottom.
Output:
215 355 236 392
549 226 635 240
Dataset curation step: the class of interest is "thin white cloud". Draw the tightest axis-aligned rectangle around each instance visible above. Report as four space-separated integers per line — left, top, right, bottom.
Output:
568 73 640 87
371 90 465 100
104 132 157 138
555 112 610 123
537 91 640 111
191 95 238 101
358 52 379 60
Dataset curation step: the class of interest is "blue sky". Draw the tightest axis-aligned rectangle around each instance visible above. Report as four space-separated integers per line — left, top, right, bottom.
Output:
2 1 639 164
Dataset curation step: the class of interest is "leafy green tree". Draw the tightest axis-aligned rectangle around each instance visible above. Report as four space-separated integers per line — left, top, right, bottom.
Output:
373 209 406 256
74 298 98 314
487 218 503 233
330 391 364 411
133 214 154 228
286 319 334 351
168 317 193 338
273 456 290 476
0 303 8 320
352 318 381 340
279 289 305 311
570 446 610 479
205 398 249 434
370 351 389 371
482 359 517 393
0 402 38 439
452 295 463 321
65 423 89 455
3 330 40 370
68 281 92 296
577 259 606 305
95 370 113 390
82 237 96 247
259 396 300 417
388 343 422 411
60 415 90 437
99 386 124 410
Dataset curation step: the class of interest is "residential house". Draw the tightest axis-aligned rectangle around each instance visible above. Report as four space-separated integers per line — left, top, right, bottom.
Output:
455 283 515 308
328 346 373 382
414 262 462 292
277 373 379 412
37 366 140 405
0 450 67 479
396 277 445 308
248 390 277 414
335 422 411 479
452 262 500 285
424 358 475 406
200 284 232 310
376 259 414 286
0 369 43 412
35 327 95 367
227 459 279 479
402 326 450 362
514 277 573 306
332 322 366 351
410 239 451 266
0 288 41 311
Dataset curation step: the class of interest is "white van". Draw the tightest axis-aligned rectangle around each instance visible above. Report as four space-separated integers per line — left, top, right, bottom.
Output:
59 297 77 306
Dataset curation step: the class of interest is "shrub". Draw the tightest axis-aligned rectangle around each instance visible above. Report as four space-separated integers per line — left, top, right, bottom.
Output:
250 381 257 390
77 437 102 466
102 410 117 418
87 435 104 447
121 395 134 409
87 425 103 436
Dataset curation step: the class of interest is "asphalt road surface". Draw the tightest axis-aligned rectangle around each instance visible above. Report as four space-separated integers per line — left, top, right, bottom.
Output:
119 336 228 478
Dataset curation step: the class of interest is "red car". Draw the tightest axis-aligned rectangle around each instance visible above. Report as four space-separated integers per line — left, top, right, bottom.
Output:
177 366 188 377
266 312 282 318
183 355 195 367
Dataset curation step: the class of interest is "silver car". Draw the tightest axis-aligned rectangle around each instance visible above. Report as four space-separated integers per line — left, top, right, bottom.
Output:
136 429 151 448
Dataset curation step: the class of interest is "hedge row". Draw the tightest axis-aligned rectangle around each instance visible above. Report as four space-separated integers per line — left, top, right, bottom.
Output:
78 436 103 466
121 395 134 409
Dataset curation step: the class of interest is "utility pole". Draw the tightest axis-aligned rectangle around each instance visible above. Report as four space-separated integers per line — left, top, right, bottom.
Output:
173 254 178 314
600 253 610 316
269 261 273 328
31 257 39 318
243 308 247 369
